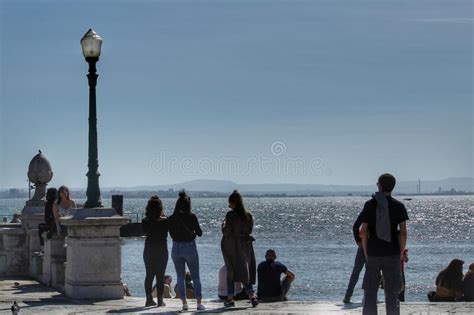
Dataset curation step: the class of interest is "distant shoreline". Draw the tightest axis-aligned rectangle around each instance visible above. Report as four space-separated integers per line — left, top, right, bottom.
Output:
0 192 472 199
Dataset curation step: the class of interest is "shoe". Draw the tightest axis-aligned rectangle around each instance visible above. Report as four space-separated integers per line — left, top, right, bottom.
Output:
145 299 156 307
224 300 235 307
251 297 259 307
157 299 166 307
343 293 351 304
197 304 206 311
182 304 189 311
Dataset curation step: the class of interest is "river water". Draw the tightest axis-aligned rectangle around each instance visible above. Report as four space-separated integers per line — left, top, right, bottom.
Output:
1 195 473 302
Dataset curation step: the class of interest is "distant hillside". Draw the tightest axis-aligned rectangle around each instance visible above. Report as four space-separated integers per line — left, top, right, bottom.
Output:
104 177 473 195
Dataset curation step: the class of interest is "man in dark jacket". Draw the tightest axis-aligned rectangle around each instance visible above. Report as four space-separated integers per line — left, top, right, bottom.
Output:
343 210 366 303
360 173 409 315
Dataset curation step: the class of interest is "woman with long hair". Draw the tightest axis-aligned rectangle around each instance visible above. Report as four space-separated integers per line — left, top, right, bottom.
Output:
52 185 76 235
142 195 168 307
38 187 58 251
221 190 258 307
428 259 464 301
168 191 205 311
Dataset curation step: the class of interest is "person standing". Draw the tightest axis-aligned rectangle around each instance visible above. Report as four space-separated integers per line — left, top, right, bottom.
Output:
142 195 168 307
168 191 205 312
360 173 409 315
221 190 259 308
399 249 409 302
343 209 366 303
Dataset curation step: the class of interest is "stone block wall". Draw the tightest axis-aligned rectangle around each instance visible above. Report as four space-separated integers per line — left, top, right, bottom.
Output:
0 225 29 277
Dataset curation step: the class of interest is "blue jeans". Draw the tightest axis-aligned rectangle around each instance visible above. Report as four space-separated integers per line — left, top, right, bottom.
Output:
363 255 401 315
171 240 202 301
346 247 366 296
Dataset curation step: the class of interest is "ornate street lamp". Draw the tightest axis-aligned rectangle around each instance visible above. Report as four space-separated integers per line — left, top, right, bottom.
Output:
81 29 103 208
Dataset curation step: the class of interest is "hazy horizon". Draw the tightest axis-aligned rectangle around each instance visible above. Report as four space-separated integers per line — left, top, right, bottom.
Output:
1 0 472 189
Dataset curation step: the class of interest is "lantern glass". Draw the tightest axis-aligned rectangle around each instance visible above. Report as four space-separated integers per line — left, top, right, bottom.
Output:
80 29 102 58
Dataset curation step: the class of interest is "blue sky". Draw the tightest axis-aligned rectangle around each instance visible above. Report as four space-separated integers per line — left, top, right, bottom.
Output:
0 0 472 189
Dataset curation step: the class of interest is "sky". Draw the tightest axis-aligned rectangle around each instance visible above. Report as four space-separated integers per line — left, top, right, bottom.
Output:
0 0 472 189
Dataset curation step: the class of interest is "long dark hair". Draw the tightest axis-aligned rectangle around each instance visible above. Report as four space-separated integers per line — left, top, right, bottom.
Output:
45 187 58 222
436 259 464 291
145 195 164 220
57 185 70 205
228 190 249 220
174 190 191 215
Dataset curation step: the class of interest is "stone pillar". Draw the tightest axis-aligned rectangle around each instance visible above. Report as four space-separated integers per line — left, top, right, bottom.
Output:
61 208 128 299
42 234 66 291
22 151 53 276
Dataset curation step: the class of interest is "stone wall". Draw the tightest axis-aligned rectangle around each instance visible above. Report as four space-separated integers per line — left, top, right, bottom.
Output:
0 225 28 277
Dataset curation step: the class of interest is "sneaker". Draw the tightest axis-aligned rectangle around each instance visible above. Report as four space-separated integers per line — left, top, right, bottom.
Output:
343 293 351 304
182 304 189 311
251 297 259 307
224 300 235 307
197 304 206 311
158 300 166 307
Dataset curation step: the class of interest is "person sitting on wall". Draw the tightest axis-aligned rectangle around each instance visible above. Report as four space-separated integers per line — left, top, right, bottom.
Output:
37 187 57 253
257 249 295 302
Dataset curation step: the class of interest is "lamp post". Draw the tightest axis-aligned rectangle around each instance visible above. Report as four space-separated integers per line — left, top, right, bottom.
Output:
81 29 103 208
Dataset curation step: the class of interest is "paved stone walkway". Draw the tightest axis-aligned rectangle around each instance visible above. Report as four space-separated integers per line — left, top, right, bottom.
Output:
1 279 473 314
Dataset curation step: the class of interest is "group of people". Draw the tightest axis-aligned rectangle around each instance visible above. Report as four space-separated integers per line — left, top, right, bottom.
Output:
428 260 474 302
141 190 295 311
37 185 75 252
342 173 473 315
35 173 472 314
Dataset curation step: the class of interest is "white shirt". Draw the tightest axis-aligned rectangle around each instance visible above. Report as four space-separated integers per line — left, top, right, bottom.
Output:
218 265 243 296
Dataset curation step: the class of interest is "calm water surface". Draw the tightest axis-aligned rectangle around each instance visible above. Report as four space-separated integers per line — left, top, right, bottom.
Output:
1 196 473 302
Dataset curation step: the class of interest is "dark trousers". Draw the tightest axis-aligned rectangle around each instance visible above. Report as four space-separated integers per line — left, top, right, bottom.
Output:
259 276 292 302
144 243 168 300
346 247 366 296
38 223 54 247
363 255 401 315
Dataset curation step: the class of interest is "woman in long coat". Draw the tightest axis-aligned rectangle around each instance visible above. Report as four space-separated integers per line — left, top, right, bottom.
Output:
221 190 258 307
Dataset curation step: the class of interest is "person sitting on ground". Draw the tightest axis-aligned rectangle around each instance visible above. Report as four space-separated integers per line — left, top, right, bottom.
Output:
218 265 248 301
428 259 464 302
164 275 174 298
257 249 295 302
10 213 21 223
462 263 474 302
153 275 175 298
174 272 195 299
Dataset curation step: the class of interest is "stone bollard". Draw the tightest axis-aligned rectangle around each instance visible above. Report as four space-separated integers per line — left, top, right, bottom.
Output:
61 208 128 299
42 234 66 290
